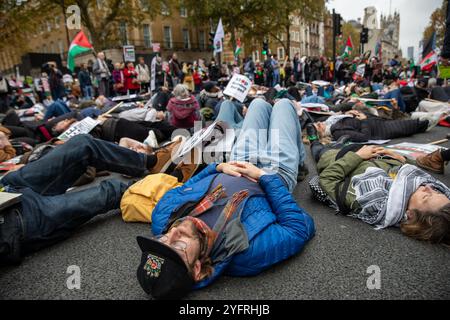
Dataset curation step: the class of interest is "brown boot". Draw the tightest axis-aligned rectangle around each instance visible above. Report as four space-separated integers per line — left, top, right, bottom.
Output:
416 150 445 174
149 138 183 174
172 147 201 183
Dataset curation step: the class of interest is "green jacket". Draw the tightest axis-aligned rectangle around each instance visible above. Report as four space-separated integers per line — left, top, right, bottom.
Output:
317 150 404 212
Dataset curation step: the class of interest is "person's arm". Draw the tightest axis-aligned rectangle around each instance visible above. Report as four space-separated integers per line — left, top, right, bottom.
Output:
228 172 315 276
319 146 384 200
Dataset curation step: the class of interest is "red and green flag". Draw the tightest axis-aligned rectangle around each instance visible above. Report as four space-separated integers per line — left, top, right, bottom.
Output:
420 50 438 72
234 38 242 57
68 31 94 72
342 36 353 58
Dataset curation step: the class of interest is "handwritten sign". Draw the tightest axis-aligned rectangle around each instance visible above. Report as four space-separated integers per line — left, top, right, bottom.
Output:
223 74 252 103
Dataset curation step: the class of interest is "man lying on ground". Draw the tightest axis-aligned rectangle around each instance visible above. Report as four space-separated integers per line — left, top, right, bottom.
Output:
135 98 314 299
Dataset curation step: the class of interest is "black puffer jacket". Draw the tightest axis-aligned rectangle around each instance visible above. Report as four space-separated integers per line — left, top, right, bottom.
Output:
331 117 429 142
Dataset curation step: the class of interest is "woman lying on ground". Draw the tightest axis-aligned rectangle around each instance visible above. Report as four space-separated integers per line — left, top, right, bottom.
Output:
306 124 450 245
312 108 430 143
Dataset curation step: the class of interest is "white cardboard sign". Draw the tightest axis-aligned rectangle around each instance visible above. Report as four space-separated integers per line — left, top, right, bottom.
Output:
223 74 252 103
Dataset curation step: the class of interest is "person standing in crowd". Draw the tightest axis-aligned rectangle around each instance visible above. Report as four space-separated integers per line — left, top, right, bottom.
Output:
152 56 165 92
60 61 71 76
93 52 111 98
123 61 141 95
271 55 280 87
208 59 221 82
169 53 183 86
264 56 274 87
78 63 93 100
244 56 255 82
48 63 65 101
136 57 151 93
112 63 127 96
0 72 12 113
254 60 264 86
293 53 301 82
284 59 293 87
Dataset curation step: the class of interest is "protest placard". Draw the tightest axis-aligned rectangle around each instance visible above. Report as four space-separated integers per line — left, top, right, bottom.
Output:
223 74 252 103
385 142 448 160
58 117 100 142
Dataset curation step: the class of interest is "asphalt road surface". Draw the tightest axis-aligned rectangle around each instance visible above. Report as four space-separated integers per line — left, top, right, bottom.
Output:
1 126 450 300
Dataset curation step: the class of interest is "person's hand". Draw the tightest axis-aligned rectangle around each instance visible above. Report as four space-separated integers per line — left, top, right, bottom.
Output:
391 98 399 110
377 148 407 163
216 163 243 178
228 161 266 182
355 145 385 160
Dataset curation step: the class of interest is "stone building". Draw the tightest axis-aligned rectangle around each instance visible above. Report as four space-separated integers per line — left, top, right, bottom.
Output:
0 2 211 76
362 6 401 65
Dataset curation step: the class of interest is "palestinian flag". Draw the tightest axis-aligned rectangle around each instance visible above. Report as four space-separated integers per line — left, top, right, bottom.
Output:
68 31 94 72
420 50 438 72
234 38 242 57
342 36 353 58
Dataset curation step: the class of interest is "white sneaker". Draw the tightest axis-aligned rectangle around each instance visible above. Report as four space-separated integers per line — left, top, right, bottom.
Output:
143 130 159 148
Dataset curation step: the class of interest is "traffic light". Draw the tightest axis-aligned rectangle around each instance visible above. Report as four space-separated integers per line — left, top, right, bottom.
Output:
333 13 342 37
209 32 215 49
262 40 269 55
360 27 369 44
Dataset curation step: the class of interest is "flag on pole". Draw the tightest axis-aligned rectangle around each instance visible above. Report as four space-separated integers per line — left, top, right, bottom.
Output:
422 32 436 58
68 31 94 72
214 18 224 54
420 50 438 71
341 36 353 58
234 38 242 58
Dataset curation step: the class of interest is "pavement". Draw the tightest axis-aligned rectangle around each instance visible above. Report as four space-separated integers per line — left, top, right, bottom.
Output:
1 126 450 300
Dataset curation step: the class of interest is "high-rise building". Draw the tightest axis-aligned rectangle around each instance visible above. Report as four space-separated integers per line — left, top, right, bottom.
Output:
407 46 415 60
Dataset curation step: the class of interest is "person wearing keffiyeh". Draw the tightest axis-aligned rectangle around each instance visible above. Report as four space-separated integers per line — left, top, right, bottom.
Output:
306 125 450 246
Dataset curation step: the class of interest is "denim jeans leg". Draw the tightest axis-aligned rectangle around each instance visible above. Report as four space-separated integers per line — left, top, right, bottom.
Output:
266 99 305 192
231 98 272 164
215 100 244 129
2 134 147 195
20 179 128 245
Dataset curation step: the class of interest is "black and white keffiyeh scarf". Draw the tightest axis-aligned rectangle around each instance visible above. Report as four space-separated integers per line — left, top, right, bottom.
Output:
351 164 450 229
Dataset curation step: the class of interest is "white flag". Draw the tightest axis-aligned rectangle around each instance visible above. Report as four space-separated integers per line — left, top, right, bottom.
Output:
214 18 224 54
150 56 157 92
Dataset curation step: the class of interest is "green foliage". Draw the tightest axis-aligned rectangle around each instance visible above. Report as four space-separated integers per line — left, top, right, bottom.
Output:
0 0 173 51
183 0 325 54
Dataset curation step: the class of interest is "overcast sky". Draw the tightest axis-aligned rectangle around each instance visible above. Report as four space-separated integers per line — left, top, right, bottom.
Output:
326 0 442 59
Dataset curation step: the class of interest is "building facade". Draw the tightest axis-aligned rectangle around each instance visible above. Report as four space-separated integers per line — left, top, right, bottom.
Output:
0 3 211 76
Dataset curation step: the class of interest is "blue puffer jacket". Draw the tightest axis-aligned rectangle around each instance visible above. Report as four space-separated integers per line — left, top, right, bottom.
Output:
151 163 315 289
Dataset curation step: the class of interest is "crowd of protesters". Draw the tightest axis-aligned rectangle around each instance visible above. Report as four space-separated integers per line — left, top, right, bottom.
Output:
0 41 449 300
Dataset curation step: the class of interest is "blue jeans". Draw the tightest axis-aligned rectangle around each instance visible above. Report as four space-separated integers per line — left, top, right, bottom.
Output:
301 94 326 104
272 72 280 87
82 85 93 100
304 86 325 98
228 98 305 192
43 100 72 121
1 135 148 245
379 88 406 112
215 100 245 129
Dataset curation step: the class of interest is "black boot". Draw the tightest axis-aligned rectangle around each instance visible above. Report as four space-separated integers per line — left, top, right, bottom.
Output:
0 209 23 266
